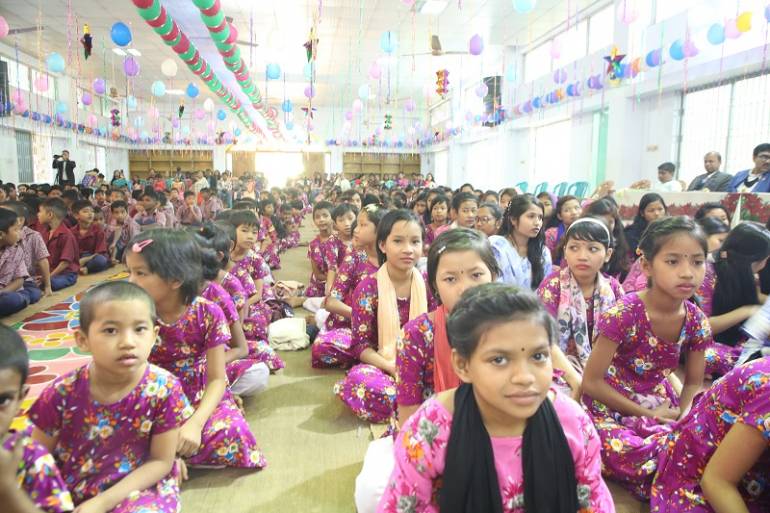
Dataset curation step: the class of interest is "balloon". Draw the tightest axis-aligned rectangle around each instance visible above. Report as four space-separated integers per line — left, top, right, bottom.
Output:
304 85 315 98
404 98 416 112
46 52 65 73
127 96 137 109
725 19 741 39
683 39 699 58
469 34 484 55
87 114 98 128
203 98 215 111
281 99 293 113
34 75 49 92
186 83 199 98
737 12 752 33
234 128 241 136
161 59 178 77
217 109 226 121
81 92 92 106
512 0 536 14
380 31 397 54
368 61 382 80
352 98 363 112
475 83 488 97
645 49 661 67
358 84 370 100
55 101 67 114
304 62 313 80
553 68 567 83
549 39 561 59
266 63 281 80
133 116 144 128
285 121 294 130
616 3 637 25
171 118 180 128
110 22 132 46
707 24 725 45
344 110 353 120
669 40 685 61
93 78 106 95
151 80 166 97
194 108 205 120
766 5 770 23
123 56 140 77
0 16 9 38
532 97 542 109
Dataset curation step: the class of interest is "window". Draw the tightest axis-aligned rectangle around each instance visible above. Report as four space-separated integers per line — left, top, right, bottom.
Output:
524 42 552 82
532 120 573 184
679 85 730 184
2 58 30 91
558 20 588 66
588 6 614 54
726 74 770 174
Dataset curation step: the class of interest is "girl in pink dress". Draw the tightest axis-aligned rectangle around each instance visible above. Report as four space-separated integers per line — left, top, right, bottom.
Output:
378 284 615 513
651 357 770 513
536 217 624 389
258 199 281 270
0 325 72 513
279 204 300 252
125 229 266 470
582 216 710 500
325 203 357 288
30 281 193 512
306 201 335 298
424 195 449 250
544 195 582 263
334 210 432 423
312 205 385 369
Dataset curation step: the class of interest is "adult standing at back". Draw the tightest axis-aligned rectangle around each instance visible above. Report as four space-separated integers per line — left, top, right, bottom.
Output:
52 150 76 186
688 152 732 192
729 143 770 192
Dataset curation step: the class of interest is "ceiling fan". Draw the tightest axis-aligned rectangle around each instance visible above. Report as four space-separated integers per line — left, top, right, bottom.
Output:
401 34 469 57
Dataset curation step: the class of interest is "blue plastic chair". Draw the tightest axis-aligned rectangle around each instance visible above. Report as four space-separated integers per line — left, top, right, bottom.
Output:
566 181 590 198
532 182 548 195
516 181 528 192
552 182 569 197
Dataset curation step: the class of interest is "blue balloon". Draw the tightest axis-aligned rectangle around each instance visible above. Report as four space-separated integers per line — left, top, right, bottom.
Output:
127 95 137 109
234 128 241 136
266 63 281 80
217 109 226 121
46 52 65 73
151 81 166 97
303 62 313 80
110 22 132 47
532 97 542 109
645 49 661 67
669 40 685 61
55 101 68 114
380 31 397 54
512 0 537 13
186 83 199 98
285 121 294 130
281 99 293 113
707 23 726 45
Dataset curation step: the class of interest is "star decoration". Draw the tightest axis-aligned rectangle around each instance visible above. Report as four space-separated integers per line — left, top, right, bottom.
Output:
604 46 626 81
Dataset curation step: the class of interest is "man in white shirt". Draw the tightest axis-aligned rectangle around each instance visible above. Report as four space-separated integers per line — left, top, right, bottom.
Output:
653 162 684 192
192 172 209 195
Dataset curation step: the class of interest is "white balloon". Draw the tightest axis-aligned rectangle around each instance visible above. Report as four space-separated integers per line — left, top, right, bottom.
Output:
203 98 215 112
161 59 178 78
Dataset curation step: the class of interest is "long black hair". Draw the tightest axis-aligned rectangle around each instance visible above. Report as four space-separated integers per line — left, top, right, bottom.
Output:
426 228 500 301
498 195 546 289
440 284 578 513
625 193 667 256
375 209 423 265
584 198 630 277
712 222 770 345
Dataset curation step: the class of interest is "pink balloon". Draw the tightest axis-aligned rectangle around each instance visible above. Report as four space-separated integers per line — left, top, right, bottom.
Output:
368 61 382 80
93 78 106 95
87 114 98 127
344 110 353 121
304 85 315 98
194 108 205 120
352 98 363 112
227 23 238 44
550 39 561 59
13 99 26 114
81 91 92 106
11 90 24 104
725 19 741 39
34 75 49 92
171 118 180 128
683 39 699 58
0 16 9 38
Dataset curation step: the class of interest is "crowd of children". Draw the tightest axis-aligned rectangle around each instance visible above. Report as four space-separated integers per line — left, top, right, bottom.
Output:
2 162 770 513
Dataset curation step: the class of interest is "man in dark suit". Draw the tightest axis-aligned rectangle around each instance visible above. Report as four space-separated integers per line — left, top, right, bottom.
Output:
52 150 76 186
687 151 732 192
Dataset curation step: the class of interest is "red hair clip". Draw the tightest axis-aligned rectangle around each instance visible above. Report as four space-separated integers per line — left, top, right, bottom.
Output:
132 239 153 253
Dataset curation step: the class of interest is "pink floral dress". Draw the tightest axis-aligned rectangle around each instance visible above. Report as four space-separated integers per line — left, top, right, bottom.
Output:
395 312 435 408
3 431 73 512
230 252 274 342
306 235 332 297
151 297 266 469
311 250 378 369
29 364 193 511
582 293 712 500
650 357 770 512
260 216 281 269
378 392 615 513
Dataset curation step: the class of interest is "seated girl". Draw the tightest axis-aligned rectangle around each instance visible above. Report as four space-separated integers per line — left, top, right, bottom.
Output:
623 192 667 261
424 194 450 250
584 197 630 280
544 195 582 262
378 284 615 513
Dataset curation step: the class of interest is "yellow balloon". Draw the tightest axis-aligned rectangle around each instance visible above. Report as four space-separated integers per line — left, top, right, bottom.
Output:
737 11 752 33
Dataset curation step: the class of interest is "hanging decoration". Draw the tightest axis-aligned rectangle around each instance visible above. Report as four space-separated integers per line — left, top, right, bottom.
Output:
178 101 185 119
436 69 449 98
304 26 319 62
384 113 392 130
93 77 106 94
46 52 65 73
380 31 396 54
110 108 121 127
469 34 484 55
186 83 199 98
266 63 281 80
511 0 537 14
603 46 626 82
110 22 133 47
123 56 141 77
81 92 92 106
161 58 178 77
80 24 93 59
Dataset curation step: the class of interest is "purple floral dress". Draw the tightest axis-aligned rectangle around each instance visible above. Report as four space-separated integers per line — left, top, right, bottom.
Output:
151 297 266 469
231 249 275 300
306 235 332 297
229 257 272 342
279 229 300 252
582 293 712 500
3 431 73 512
696 268 744 376
395 312 435 408
325 234 350 272
333 274 435 423
650 357 770 512
378 392 616 513
311 250 378 369
29 365 193 511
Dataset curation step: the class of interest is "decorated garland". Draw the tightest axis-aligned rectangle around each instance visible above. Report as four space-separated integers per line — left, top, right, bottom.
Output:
191 0 283 140
130 0 261 136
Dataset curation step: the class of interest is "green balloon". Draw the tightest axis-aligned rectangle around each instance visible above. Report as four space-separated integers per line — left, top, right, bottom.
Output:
190 60 203 72
230 47 241 61
193 0 215 8
224 54 240 66
163 32 181 47
214 40 231 52
210 27 229 43
138 2 161 21
242 83 255 94
155 16 173 36
179 46 196 62
201 11 224 28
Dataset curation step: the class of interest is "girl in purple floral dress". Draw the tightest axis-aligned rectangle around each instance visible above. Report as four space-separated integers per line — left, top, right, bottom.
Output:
306 201 335 298
312 205 384 369
543 195 582 263
30 282 193 512
651 357 770 513
126 230 266 470
378 284 614 513
0 325 72 513
335 210 432 423
423 195 449 251
582 216 710 500
325 203 357 288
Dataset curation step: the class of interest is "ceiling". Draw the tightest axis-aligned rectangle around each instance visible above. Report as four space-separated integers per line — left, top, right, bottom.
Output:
0 0 603 139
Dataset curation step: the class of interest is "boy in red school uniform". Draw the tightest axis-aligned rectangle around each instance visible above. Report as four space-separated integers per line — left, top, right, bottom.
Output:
37 198 79 290
105 200 139 264
71 200 110 275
